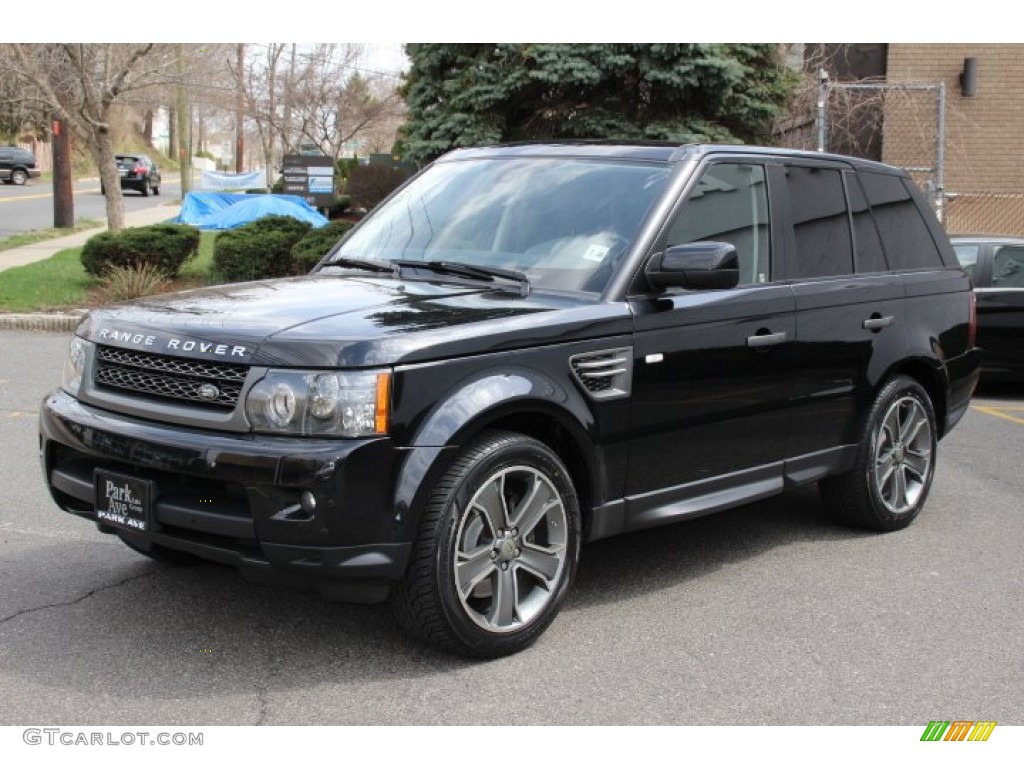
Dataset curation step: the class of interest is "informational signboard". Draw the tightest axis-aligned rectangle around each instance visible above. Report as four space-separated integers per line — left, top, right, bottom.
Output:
281 154 335 208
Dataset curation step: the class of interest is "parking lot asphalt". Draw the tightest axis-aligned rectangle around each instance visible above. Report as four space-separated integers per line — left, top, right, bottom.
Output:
1 330 1021 726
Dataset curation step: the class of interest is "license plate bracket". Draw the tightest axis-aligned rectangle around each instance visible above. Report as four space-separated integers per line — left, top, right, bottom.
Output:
94 470 154 533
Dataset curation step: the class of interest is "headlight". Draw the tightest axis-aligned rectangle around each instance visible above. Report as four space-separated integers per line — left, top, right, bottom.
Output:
245 369 391 437
62 337 93 396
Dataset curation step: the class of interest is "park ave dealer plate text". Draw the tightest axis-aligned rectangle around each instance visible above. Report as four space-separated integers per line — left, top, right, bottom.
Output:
94 470 153 533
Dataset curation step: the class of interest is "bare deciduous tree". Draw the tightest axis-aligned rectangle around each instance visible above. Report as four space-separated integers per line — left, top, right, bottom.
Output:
234 43 404 182
1 43 179 230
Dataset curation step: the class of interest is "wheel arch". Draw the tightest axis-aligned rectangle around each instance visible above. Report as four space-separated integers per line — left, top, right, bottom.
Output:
883 357 948 437
392 373 601 543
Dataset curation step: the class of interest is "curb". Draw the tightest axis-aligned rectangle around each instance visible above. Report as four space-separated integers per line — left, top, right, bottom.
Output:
0 311 86 332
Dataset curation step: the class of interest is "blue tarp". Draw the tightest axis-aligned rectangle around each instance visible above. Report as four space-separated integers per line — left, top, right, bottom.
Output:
173 192 328 230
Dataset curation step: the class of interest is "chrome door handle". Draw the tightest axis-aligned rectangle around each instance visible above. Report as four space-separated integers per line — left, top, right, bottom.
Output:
863 315 894 331
747 331 787 348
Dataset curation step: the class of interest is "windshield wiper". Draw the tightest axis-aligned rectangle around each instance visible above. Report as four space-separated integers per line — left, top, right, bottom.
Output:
321 255 398 274
392 260 531 297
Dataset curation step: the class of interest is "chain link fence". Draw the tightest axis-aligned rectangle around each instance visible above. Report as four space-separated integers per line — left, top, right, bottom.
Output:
776 78 947 215
778 75 1024 236
944 193 1024 237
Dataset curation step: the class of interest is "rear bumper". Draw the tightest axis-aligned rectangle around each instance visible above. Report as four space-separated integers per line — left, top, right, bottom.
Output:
944 347 983 435
39 389 411 602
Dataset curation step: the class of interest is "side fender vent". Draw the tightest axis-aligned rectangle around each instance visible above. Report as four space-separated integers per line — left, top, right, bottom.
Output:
570 347 633 400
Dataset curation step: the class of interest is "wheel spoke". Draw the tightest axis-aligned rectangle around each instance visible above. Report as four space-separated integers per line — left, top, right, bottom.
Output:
517 544 563 585
904 449 931 480
471 476 509 537
875 457 895 490
510 475 559 537
902 409 928 447
882 410 900 446
490 566 519 628
456 548 496 599
892 465 909 509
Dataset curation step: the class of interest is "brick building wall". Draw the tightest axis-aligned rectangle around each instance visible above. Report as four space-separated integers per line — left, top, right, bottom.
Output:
886 44 1024 233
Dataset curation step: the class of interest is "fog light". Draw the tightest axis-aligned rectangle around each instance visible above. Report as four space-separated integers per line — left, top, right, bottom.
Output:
300 491 317 512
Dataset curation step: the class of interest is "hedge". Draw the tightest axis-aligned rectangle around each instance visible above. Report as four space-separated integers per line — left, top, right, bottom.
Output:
212 215 312 282
81 223 201 278
290 220 356 274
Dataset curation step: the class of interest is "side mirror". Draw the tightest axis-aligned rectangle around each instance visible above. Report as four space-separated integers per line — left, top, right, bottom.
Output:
645 241 740 291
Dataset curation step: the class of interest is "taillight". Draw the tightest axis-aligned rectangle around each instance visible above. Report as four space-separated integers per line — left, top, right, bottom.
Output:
134 164 145 174
968 291 977 348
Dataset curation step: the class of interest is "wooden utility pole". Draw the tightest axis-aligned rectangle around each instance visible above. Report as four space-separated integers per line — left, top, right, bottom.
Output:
235 43 245 172
51 113 74 228
176 44 191 195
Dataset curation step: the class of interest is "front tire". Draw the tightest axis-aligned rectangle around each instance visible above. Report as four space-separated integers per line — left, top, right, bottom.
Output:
391 431 581 658
820 375 937 531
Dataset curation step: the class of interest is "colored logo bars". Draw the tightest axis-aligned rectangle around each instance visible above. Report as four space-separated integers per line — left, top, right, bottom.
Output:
920 721 997 742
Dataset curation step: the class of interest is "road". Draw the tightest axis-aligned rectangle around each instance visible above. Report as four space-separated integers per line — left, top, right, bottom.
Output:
0 328 1021 726
0 177 182 238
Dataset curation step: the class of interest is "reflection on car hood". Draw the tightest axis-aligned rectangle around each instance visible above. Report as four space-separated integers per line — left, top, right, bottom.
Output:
77 274 632 368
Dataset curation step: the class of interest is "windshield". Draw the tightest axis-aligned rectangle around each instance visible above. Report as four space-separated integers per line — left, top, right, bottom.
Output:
332 157 670 294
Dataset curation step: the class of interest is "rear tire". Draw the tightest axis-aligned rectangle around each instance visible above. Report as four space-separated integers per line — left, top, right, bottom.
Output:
390 431 581 658
140 179 150 197
11 169 28 185
820 375 937 531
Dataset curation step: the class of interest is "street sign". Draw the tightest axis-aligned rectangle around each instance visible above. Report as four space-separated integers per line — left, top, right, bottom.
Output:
281 154 336 208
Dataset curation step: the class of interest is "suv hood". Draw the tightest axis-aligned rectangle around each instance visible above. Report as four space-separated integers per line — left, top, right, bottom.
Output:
77 274 632 368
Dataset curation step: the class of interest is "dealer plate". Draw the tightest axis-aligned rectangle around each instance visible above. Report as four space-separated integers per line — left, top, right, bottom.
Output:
94 470 154 533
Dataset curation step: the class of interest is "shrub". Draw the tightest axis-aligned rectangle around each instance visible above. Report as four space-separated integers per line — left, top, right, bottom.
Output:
345 164 411 211
212 215 312 282
290 220 356 274
327 195 352 219
97 263 170 303
81 223 201 278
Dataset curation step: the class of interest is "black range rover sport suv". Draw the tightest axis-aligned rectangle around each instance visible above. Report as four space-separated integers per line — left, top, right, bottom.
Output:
40 143 981 657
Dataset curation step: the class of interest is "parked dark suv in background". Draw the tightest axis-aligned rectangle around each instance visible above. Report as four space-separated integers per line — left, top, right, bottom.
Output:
102 154 161 196
951 235 1024 378
40 143 980 658
0 146 41 185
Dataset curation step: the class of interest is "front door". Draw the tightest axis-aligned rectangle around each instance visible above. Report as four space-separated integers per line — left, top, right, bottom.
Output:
625 160 796 530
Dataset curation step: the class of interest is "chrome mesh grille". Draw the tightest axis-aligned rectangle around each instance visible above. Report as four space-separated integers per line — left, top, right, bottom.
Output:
94 345 247 410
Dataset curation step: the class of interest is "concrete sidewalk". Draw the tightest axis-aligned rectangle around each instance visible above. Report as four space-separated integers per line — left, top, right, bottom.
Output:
0 201 182 274
0 201 183 331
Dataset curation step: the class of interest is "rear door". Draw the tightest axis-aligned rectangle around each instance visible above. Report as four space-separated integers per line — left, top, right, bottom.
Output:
783 164 906 477
625 159 797 529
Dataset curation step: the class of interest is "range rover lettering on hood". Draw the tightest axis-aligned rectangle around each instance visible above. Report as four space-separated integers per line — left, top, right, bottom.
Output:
96 328 250 360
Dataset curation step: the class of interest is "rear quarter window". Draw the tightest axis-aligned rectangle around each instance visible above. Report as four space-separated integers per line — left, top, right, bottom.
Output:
859 171 944 270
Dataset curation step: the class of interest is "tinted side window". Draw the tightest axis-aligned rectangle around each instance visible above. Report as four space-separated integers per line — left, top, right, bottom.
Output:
667 163 770 285
784 165 853 278
860 172 944 270
845 172 887 273
992 245 1024 288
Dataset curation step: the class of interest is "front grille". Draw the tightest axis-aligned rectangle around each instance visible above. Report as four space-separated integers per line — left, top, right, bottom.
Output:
94 345 248 410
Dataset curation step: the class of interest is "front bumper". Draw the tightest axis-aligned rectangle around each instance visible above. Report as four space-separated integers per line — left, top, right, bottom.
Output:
39 389 411 602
